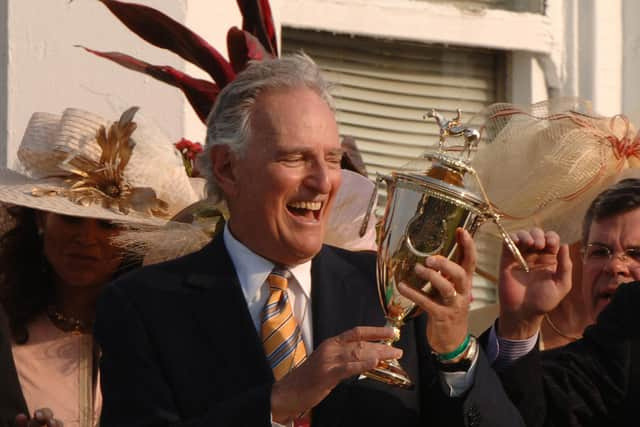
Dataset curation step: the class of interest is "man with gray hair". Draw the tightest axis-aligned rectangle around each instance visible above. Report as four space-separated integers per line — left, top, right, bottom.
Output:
95 54 523 427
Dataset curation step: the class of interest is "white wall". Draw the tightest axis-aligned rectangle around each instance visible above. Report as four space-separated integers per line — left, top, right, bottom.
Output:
622 0 640 123
2 0 239 167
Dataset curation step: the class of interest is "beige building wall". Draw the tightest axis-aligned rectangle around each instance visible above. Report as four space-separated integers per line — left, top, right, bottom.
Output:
1 0 241 167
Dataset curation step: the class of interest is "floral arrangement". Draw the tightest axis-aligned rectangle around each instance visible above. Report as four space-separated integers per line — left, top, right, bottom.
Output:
175 138 203 177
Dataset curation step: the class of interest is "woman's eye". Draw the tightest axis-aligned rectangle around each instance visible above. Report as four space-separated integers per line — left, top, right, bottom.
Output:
99 220 119 230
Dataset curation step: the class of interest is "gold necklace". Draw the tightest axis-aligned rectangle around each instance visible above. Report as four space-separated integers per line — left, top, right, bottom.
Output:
544 313 582 341
47 305 91 335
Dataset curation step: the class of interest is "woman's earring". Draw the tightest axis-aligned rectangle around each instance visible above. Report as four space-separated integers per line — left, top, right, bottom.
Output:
37 227 44 236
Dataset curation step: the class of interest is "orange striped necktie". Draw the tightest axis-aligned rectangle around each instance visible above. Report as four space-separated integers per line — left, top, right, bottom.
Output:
261 268 307 381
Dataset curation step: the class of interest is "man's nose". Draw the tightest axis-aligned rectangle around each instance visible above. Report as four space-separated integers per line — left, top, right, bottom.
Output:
305 161 332 194
604 254 632 276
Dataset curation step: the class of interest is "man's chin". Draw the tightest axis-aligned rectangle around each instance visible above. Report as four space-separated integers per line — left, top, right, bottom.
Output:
282 241 323 264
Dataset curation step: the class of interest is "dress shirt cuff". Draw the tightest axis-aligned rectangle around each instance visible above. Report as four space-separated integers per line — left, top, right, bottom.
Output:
439 343 479 397
487 321 538 371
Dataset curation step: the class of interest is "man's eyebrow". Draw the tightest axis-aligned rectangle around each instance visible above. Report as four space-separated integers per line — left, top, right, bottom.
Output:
274 147 344 156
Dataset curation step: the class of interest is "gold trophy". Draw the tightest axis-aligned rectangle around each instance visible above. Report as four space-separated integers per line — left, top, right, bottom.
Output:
361 109 528 388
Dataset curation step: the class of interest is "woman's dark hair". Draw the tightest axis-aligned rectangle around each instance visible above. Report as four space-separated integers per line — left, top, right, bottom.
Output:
0 207 51 344
0 207 142 344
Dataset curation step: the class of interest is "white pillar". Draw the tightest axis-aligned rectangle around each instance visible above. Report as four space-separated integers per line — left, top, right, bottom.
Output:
622 0 640 123
578 0 622 116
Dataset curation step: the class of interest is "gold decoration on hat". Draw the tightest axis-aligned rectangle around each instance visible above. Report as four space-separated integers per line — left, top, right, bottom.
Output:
31 107 169 217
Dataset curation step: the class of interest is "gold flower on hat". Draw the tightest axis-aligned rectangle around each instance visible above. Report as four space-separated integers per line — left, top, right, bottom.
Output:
31 107 169 217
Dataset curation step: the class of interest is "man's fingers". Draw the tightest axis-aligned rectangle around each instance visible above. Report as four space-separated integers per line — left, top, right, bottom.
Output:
345 341 403 362
415 264 458 299
554 243 573 293
456 228 477 276
530 227 547 250
418 256 469 295
337 326 396 343
543 231 561 253
337 344 403 378
515 229 535 247
398 281 445 314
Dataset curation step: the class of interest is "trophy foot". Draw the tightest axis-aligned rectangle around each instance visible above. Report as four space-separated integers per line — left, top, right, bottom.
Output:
362 358 414 389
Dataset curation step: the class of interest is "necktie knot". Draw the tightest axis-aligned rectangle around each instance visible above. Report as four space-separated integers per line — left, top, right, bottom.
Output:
267 268 291 291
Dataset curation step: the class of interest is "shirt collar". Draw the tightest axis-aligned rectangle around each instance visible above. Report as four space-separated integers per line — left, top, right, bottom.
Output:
223 224 312 301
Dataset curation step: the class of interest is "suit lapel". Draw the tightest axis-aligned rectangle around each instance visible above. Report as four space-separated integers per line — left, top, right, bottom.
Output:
311 246 372 348
185 235 273 387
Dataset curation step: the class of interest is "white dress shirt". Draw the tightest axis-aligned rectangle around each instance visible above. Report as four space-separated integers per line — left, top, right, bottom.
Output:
224 225 314 354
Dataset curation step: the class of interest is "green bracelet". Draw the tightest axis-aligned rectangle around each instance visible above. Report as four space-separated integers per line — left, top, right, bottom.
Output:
435 334 471 361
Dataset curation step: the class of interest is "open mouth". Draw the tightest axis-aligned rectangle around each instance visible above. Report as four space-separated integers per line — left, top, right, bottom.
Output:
287 201 323 222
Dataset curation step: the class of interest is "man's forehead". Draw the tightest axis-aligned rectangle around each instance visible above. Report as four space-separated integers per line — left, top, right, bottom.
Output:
589 208 640 236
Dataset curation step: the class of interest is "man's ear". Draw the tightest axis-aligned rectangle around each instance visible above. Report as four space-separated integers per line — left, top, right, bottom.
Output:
210 144 239 197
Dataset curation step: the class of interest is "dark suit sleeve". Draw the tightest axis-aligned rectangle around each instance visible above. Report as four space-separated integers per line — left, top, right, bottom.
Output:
498 282 640 427
461 349 526 427
95 283 272 427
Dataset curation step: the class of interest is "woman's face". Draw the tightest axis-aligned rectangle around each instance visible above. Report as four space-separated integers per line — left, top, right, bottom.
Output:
38 212 123 288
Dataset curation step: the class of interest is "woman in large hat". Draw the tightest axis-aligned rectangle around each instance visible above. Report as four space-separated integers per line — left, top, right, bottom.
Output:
0 106 199 427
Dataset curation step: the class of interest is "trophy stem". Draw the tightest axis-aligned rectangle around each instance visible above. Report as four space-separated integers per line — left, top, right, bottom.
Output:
360 322 414 389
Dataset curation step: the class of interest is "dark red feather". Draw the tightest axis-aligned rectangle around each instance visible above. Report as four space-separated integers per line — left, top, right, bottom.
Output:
79 46 219 122
236 0 278 56
98 0 235 87
227 27 274 74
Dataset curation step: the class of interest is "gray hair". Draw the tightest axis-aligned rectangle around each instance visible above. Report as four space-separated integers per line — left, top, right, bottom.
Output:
197 53 335 202
581 178 640 246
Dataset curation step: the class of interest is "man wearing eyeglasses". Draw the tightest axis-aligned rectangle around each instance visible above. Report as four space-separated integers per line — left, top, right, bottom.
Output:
486 178 640 426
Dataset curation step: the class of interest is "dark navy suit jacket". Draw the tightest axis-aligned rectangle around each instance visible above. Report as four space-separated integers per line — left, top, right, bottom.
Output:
95 235 523 427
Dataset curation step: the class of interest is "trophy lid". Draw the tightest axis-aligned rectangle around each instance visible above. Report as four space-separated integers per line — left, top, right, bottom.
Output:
391 171 486 211
398 109 480 188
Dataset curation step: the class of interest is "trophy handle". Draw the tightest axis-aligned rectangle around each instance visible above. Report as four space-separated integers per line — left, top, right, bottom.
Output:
360 173 390 237
491 214 530 272
405 219 446 258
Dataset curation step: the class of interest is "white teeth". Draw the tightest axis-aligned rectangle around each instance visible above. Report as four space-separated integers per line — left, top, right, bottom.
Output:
288 201 322 211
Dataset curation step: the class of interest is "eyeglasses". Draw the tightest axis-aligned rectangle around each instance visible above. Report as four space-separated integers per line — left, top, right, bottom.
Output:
583 243 640 266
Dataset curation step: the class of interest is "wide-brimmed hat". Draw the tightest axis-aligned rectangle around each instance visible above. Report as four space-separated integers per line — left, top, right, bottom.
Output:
0 107 199 226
